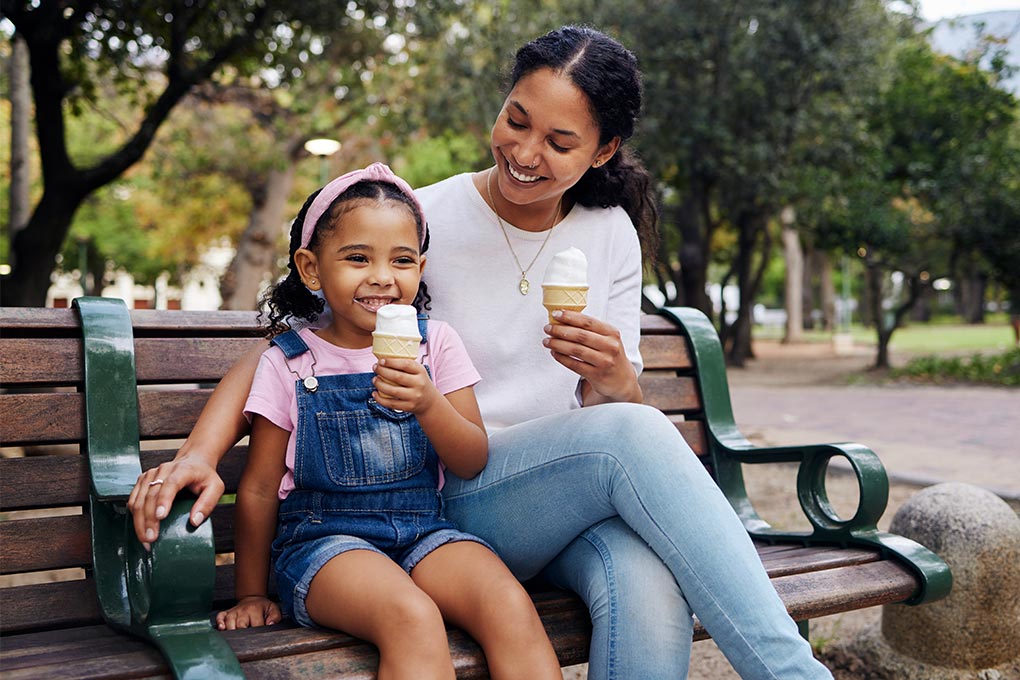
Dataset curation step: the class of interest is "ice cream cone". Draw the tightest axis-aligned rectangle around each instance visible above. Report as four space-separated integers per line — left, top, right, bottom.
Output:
372 333 420 360
542 284 589 323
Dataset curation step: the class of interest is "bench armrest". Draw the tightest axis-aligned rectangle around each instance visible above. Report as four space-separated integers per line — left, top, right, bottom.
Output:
75 297 243 678
659 306 952 605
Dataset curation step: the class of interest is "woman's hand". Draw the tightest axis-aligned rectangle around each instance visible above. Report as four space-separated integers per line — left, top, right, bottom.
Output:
127 454 225 548
372 358 440 414
543 310 642 405
215 596 282 630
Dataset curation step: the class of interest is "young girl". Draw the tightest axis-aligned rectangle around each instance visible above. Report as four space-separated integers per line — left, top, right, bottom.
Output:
214 163 561 680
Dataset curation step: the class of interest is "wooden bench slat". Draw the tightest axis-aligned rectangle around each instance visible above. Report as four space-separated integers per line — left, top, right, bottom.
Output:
0 515 92 573
760 546 882 577
0 580 101 633
0 339 83 385
772 559 918 621
1 390 213 445
638 334 693 370
0 307 260 334
638 373 701 413
0 449 248 511
2 337 264 386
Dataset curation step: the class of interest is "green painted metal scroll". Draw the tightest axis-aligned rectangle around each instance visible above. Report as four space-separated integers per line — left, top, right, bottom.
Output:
659 306 952 606
74 297 244 678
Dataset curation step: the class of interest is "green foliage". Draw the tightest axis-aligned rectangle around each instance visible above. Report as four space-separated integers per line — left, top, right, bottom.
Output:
394 132 489 189
891 348 1020 386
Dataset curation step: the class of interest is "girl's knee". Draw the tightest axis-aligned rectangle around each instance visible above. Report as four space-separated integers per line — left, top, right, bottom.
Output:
385 589 446 640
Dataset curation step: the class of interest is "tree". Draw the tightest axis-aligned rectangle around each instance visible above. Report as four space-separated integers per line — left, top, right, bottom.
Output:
0 0 389 306
599 0 894 364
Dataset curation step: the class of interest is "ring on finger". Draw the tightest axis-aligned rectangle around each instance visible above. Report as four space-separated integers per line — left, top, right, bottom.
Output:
148 479 165 487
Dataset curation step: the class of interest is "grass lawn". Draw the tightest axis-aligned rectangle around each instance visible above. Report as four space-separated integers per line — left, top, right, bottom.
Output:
755 314 1017 354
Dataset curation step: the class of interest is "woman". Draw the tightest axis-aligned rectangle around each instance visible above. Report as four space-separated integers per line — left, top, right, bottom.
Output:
130 26 831 679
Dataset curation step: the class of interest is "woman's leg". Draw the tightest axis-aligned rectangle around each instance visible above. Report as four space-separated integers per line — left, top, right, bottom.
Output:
541 517 693 680
442 403 830 680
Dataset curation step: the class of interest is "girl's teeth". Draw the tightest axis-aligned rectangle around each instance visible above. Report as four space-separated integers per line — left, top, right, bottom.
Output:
508 163 540 183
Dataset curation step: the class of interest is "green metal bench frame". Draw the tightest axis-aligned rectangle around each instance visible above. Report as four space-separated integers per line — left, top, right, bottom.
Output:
74 297 244 678
661 307 952 606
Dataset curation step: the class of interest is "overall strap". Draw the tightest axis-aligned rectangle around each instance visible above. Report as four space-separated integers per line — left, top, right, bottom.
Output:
271 329 311 359
417 315 429 343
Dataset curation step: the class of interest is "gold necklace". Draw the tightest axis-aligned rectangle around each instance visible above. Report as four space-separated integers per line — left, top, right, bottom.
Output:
486 169 562 295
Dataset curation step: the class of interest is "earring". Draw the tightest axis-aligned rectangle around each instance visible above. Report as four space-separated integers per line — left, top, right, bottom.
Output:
593 160 603 167
310 279 317 286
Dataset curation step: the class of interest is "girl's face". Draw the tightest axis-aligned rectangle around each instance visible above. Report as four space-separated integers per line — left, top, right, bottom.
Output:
295 202 424 347
490 67 620 211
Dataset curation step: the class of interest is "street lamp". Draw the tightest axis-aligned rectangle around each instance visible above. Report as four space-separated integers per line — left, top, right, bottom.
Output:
304 138 342 185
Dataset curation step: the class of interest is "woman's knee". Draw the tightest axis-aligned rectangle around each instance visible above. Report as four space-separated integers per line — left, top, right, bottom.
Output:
584 403 697 471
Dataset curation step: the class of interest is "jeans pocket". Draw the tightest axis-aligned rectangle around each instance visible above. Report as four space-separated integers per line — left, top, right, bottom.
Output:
316 408 427 486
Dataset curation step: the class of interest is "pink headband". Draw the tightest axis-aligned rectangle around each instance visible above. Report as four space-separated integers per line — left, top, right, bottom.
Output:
300 162 426 250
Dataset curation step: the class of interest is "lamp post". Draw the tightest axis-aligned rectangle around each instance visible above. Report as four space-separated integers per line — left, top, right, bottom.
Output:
304 138 342 185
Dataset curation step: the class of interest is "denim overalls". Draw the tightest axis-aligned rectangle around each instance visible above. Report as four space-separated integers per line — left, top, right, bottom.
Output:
267 320 490 627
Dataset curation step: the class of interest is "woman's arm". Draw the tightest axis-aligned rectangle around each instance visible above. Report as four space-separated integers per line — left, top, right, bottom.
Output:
129 342 264 545
373 359 488 479
216 414 287 630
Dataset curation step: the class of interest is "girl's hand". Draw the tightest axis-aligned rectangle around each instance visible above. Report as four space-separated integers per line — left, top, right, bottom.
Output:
543 310 642 405
372 358 440 414
216 596 282 630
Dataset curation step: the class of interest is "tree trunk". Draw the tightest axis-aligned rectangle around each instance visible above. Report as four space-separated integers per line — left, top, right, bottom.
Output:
676 183 713 317
8 33 31 247
220 163 297 310
866 263 892 369
728 211 771 366
817 252 836 331
2 188 85 306
781 207 803 343
956 266 987 324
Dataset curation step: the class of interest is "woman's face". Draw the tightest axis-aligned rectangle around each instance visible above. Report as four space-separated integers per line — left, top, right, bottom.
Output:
490 67 619 209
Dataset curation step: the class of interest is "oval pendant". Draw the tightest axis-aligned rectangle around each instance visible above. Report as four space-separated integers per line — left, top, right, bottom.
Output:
303 376 319 392
519 278 530 295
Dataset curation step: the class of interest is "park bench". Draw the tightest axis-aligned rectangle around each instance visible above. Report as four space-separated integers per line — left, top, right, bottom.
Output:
0 298 951 679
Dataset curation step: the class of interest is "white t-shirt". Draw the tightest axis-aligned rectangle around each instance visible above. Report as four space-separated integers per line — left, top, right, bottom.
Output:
417 172 643 432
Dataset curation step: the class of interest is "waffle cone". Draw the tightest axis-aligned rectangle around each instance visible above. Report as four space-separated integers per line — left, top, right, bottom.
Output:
372 333 420 360
542 285 588 323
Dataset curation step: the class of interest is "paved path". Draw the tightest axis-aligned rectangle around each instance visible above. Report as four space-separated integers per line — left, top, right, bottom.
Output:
727 342 1020 499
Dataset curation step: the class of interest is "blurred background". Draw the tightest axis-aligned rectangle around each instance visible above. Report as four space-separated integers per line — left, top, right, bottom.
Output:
3 0 1019 375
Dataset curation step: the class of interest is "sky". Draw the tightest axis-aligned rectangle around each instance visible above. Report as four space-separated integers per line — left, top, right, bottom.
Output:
917 0 1020 20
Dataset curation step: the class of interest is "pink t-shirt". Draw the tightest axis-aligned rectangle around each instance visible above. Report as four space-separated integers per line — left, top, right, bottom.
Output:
244 322 481 499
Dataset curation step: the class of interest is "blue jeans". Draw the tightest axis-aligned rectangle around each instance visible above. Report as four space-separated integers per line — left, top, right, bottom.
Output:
441 402 831 680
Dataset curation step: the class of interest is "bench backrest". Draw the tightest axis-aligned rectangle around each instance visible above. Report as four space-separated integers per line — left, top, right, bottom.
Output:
0 308 708 635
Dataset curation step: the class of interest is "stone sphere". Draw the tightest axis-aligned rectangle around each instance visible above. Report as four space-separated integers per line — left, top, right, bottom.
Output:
882 482 1020 668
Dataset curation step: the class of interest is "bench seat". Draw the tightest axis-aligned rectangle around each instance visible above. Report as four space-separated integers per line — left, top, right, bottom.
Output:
0 302 948 678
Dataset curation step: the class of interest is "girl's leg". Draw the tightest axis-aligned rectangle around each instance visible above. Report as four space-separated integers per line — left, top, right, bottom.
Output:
411 541 561 680
304 550 455 680
541 517 693 680
442 403 830 680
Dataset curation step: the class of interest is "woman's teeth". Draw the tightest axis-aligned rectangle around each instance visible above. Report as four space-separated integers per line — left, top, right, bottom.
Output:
508 162 540 183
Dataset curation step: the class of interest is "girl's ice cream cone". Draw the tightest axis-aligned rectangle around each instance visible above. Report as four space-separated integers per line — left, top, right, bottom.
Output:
542 247 589 323
372 304 421 359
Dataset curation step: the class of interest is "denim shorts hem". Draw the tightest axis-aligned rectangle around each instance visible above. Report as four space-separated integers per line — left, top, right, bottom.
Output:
283 530 493 628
